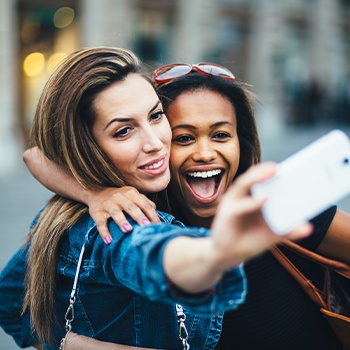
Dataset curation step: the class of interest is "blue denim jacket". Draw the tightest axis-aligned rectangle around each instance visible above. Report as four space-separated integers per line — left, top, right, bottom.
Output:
0 210 247 350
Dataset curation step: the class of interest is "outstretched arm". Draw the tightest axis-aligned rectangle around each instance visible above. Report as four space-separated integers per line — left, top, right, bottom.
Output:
163 163 313 293
316 209 350 264
23 147 160 243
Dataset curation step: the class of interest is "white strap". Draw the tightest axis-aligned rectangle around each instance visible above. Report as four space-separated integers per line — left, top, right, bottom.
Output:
64 244 189 349
70 244 85 300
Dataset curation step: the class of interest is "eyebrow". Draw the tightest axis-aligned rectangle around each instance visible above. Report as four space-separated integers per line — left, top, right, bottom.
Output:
171 121 233 131
103 100 162 130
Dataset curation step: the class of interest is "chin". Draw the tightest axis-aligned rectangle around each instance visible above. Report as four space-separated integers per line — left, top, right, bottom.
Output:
148 179 170 193
190 206 217 219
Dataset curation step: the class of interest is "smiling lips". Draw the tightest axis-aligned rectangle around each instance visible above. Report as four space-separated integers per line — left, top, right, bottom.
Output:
185 169 223 200
140 156 168 176
144 159 164 170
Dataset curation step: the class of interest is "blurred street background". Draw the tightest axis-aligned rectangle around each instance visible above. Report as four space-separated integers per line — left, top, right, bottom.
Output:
1 0 350 349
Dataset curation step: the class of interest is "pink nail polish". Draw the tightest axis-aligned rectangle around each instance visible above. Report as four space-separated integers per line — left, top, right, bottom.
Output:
122 223 132 232
141 219 150 226
104 236 112 244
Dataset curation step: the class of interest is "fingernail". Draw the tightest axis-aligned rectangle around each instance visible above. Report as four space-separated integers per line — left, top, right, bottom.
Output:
104 236 112 244
122 223 132 232
141 219 150 226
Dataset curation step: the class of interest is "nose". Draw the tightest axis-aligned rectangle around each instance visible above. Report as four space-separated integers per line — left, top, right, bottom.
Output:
192 140 217 163
142 126 164 153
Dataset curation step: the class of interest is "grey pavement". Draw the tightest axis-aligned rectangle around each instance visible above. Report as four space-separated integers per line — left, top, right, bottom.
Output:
1 120 350 349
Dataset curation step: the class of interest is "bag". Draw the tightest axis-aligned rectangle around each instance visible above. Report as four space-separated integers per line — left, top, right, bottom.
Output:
271 241 350 350
59 245 189 350
60 331 157 350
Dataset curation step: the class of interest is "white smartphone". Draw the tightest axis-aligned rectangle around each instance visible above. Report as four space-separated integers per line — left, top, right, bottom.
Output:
251 129 350 235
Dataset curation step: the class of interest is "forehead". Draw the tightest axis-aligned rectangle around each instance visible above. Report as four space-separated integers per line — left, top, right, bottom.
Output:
93 74 157 119
166 89 236 126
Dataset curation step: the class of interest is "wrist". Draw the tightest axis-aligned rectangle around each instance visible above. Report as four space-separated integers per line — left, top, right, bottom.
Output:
210 237 245 272
82 186 94 206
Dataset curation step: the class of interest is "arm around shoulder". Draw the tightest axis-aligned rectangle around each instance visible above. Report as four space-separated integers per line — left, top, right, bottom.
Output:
23 147 90 203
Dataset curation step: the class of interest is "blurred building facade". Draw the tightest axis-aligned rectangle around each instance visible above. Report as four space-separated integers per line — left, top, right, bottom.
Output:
1 0 350 175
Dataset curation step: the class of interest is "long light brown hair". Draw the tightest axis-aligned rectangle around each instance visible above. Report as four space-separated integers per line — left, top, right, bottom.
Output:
23 47 152 343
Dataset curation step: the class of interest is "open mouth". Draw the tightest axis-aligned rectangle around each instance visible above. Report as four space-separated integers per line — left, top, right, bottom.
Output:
185 169 223 199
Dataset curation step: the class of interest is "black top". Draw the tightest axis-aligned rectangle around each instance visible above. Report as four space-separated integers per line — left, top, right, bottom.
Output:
215 206 339 350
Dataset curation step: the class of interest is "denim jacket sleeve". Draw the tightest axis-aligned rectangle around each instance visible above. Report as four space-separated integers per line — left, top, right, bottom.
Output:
0 245 38 348
83 218 247 316
0 211 43 348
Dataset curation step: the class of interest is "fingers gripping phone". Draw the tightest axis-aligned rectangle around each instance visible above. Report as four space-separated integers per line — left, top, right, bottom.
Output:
252 130 350 235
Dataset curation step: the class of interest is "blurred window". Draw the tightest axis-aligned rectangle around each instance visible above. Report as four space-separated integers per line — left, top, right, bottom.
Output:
17 0 79 141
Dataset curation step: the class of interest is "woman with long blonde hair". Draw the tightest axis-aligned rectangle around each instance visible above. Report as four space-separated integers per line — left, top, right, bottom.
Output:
0 47 311 350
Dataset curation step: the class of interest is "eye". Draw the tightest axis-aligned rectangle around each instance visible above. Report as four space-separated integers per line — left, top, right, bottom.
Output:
150 111 165 122
113 126 132 139
213 131 231 140
173 134 194 144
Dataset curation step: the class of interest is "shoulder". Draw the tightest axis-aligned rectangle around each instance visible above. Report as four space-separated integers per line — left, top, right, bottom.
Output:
28 206 47 230
59 214 95 258
157 210 186 227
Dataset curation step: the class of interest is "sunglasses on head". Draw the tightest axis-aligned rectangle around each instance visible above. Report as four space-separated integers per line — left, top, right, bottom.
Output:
152 62 235 85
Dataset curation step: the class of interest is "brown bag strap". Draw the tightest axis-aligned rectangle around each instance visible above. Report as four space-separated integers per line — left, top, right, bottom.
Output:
270 244 328 309
280 240 350 278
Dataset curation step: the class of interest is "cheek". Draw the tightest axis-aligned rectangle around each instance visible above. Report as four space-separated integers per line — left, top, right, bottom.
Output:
169 158 179 179
231 144 240 167
169 147 187 173
103 142 137 171
160 120 172 147
224 141 240 172
161 131 172 149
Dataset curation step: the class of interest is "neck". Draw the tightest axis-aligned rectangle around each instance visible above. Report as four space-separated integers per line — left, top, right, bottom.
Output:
156 189 214 228
176 206 214 229
187 215 213 229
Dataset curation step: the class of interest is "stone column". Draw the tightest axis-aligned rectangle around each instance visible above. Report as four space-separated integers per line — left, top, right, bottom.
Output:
173 0 215 63
0 0 21 176
80 0 133 48
309 0 340 89
248 0 285 131
248 0 283 104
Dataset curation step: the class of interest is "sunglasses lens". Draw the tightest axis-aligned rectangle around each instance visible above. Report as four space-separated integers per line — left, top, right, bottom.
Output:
155 64 192 82
198 64 235 80
154 63 235 85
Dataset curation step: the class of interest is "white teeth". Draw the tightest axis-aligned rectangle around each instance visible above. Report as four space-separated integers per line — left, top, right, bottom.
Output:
144 159 163 170
187 169 222 178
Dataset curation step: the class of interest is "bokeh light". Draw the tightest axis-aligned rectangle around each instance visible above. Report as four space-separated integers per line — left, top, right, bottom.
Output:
53 7 75 29
23 52 45 77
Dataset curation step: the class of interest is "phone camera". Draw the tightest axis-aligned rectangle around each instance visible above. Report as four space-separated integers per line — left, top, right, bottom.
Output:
343 157 349 165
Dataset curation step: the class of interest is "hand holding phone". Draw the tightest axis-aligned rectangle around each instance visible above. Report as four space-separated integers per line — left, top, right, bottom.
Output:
252 130 350 235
